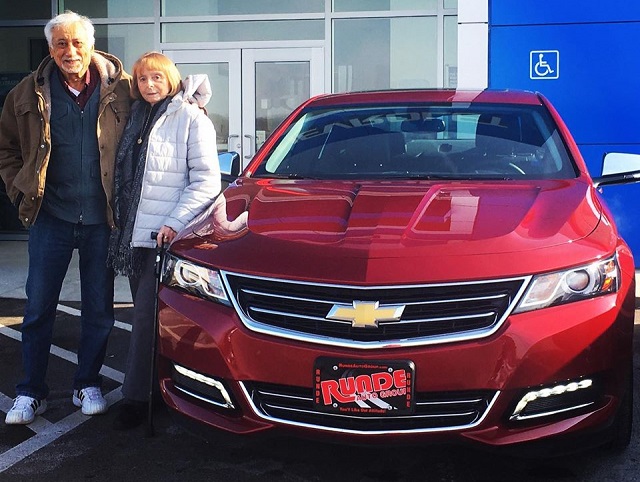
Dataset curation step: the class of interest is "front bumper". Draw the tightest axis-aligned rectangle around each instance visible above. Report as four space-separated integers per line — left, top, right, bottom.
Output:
157 276 634 447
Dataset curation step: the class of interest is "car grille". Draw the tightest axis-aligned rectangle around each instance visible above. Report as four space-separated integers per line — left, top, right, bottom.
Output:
241 381 497 433
223 272 528 348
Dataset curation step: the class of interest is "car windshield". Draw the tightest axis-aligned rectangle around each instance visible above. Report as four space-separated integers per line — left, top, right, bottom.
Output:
251 103 578 180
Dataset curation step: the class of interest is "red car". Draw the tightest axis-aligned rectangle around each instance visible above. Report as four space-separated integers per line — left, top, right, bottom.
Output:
157 89 637 452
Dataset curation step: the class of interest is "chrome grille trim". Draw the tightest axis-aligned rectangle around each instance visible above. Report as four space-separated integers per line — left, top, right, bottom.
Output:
385 311 496 325
260 404 478 421
174 385 233 410
258 389 311 402
241 287 510 307
241 288 333 305
251 307 348 325
512 402 594 421
419 398 484 406
250 306 497 327
222 272 531 349
239 381 500 435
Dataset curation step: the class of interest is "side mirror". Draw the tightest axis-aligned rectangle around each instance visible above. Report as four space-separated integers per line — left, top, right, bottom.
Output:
219 151 241 177
602 152 640 175
593 152 640 188
218 151 241 190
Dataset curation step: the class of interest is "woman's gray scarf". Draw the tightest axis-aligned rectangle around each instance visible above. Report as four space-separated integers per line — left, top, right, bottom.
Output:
107 98 170 277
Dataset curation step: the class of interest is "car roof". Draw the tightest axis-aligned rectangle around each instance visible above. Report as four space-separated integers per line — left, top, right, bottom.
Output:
305 89 545 108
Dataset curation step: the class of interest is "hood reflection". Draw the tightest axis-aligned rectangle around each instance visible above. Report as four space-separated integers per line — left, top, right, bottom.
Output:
192 194 249 242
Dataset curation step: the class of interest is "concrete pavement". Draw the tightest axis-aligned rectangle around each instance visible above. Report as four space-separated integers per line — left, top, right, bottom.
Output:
0 240 131 303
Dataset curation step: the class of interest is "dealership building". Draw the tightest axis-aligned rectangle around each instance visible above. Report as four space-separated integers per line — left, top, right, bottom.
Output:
2 0 639 257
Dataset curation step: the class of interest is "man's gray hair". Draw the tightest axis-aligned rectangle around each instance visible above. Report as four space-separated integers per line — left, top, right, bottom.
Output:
44 11 95 48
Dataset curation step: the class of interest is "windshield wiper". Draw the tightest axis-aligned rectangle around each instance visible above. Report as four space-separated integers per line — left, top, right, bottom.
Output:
262 173 320 180
405 174 456 180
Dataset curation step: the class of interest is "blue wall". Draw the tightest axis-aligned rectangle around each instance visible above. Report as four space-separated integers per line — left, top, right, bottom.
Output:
488 1 640 260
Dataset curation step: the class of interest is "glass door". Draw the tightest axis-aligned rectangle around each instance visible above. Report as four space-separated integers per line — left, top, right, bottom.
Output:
241 48 324 166
165 47 324 168
164 49 241 154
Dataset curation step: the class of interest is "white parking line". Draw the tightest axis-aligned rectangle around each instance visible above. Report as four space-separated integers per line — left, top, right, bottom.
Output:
0 387 123 473
56 303 132 332
0 303 130 473
0 324 126 385
0 323 21 342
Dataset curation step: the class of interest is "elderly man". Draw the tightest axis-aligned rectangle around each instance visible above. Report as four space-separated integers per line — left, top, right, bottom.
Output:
0 11 131 424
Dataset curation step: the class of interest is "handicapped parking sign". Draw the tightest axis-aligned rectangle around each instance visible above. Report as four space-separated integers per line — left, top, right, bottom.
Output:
530 50 559 80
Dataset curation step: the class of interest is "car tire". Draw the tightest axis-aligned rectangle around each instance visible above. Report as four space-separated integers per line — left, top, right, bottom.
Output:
606 367 633 452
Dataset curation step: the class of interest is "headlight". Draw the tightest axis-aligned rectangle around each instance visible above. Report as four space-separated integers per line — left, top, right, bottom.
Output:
513 255 619 313
161 253 230 305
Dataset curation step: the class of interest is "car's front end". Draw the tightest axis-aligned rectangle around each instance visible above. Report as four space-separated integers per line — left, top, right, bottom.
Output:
156 89 635 451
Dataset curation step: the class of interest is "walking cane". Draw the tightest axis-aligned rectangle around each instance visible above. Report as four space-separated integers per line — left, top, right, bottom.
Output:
146 231 166 437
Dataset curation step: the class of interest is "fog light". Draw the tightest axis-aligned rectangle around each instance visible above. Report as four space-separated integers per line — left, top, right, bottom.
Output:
510 378 594 421
173 363 235 409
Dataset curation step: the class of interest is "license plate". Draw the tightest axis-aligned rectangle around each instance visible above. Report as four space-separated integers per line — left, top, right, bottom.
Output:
313 358 415 416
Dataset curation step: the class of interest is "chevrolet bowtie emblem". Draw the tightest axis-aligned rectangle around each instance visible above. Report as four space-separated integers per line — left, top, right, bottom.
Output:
326 301 406 328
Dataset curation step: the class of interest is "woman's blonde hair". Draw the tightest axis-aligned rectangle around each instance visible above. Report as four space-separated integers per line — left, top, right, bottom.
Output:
130 51 182 100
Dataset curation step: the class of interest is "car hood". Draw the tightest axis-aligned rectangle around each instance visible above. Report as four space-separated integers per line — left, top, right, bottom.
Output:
176 178 614 283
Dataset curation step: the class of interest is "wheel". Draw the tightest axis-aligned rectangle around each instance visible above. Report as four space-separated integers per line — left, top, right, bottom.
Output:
606 368 633 452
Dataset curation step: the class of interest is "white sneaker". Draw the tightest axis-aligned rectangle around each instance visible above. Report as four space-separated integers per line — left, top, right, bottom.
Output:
73 387 108 415
5 395 47 425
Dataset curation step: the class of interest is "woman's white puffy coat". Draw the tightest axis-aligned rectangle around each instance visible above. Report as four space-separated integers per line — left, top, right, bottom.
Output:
131 74 221 248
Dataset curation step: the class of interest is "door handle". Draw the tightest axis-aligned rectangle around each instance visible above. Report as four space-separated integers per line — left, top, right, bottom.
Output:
228 134 240 151
244 134 254 159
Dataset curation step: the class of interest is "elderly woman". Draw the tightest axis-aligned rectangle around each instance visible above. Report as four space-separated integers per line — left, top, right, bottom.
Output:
108 51 221 430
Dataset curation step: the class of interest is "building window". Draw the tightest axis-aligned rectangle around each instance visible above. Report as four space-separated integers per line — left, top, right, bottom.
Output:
333 0 438 12
162 0 324 16
58 0 154 17
0 27 49 74
0 0 50 20
444 15 458 88
94 24 155 70
333 16 438 92
162 20 325 43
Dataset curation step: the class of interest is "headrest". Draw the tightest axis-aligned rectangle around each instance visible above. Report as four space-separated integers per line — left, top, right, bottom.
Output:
475 114 521 142
401 118 445 134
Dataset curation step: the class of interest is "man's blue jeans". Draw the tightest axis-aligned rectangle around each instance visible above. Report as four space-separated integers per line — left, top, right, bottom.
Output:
17 209 115 400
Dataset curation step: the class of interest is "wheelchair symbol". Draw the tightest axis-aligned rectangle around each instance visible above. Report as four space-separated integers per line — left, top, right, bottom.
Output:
530 50 559 80
535 54 554 76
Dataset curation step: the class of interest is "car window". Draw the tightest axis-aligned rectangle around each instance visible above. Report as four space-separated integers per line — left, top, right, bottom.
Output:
251 104 578 180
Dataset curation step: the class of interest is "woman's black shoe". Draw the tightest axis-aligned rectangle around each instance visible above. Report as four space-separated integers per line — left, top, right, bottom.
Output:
112 401 146 431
